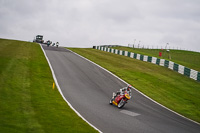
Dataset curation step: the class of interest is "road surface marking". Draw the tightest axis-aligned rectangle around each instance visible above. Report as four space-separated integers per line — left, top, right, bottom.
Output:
120 110 140 117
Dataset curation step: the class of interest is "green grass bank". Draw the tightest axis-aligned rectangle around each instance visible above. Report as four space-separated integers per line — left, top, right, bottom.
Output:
113 47 200 72
0 39 97 133
68 48 200 123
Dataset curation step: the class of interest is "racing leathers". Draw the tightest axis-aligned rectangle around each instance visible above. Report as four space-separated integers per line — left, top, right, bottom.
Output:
113 86 132 99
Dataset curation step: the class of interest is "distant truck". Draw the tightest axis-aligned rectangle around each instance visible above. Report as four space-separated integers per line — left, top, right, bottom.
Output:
33 35 44 43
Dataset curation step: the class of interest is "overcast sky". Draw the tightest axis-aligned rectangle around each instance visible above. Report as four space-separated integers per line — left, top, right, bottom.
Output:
0 0 200 51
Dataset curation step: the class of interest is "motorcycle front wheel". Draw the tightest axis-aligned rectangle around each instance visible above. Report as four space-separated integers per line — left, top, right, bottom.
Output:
118 99 126 108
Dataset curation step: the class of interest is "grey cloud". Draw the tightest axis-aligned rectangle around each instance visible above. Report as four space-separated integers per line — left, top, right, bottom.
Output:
0 0 200 51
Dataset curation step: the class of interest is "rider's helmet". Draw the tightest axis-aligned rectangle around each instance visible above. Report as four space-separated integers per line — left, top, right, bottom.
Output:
127 85 132 91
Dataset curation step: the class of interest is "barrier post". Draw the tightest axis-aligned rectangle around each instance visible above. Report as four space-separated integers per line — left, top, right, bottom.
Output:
53 82 55 89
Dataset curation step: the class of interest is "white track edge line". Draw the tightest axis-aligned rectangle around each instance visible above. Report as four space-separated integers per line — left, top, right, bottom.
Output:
68 48 200 126
39 44 102 133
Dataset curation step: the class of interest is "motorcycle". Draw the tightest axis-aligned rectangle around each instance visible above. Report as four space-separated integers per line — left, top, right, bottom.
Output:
109 91 131 108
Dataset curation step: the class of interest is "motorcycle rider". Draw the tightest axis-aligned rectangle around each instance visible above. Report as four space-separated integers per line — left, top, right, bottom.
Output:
112 85 132 99
56 42 59 48
47 40 50 47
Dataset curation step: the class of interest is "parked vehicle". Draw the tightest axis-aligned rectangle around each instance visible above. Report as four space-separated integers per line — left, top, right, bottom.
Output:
33 35 44 43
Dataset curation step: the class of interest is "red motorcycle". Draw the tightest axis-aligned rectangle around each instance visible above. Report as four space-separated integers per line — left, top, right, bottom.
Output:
109 91 131 108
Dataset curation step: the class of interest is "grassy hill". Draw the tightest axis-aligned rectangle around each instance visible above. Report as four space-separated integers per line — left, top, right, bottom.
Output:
68 48 200 123
0 39 97 133
112 47 200 72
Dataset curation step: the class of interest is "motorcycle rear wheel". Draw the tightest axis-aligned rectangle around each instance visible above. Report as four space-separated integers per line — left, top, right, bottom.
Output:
109 99 113 105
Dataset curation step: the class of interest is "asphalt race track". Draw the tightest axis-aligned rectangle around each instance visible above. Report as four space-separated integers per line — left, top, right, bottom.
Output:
42 44 200 133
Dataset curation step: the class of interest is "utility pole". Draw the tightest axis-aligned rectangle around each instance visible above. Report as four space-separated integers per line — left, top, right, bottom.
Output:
138 41 140 48
165 43 171 60
133 39 136 49
134 39 136 45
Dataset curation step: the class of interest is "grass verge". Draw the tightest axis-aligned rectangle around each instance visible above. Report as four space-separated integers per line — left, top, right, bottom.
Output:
113 47 200 72
0 39 97 133
68 48 200 123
